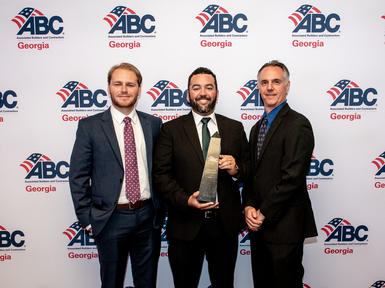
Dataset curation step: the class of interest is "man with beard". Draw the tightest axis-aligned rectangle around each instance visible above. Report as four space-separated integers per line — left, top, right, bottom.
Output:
69 63 163 288
153 67 249 287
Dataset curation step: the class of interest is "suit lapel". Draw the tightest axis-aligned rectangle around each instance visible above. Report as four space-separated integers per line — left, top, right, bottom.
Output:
216 114 227 155
258 104 290 164
100 108 124 170
183 112 205 165
137 111 153 172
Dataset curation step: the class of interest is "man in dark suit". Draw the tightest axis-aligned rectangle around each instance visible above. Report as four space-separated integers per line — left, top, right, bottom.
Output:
69 63 163 288
243 60 317 288
153 67 249 288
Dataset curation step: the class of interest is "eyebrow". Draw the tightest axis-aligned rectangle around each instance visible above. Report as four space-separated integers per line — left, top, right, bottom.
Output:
191 83 214 88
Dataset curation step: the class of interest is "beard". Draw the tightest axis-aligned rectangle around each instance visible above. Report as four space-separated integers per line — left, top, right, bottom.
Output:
189 94 217 115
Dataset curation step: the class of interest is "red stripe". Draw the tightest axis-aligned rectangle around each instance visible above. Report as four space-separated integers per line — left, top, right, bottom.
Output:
321 227 330 237
146 91 157 101
195 16 206 26
326 90 336 100
236 91 246 101
372 160 381 170
77 83 89 89
20 163 30 173
0 225 6 231
103 17 114 27
15 15 26 23
342 219 351 225
62 231 73 240
168 82 178 88
41 155 51 161
312 7 321 13
240 87 250 96
218 7 228 13
288 16 298 26
11 19 22 29
34 9 44 16
126 8 136 15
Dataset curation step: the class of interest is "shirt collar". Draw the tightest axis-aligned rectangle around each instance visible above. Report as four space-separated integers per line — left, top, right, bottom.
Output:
191 110 217 126
110 105 138 125
262 101 287 126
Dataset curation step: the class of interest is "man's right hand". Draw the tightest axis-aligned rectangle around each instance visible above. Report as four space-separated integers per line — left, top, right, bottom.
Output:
188 191 219 210
244 206 264 231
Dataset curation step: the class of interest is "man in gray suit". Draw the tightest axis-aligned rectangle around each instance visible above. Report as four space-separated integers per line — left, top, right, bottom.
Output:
69 63 163 288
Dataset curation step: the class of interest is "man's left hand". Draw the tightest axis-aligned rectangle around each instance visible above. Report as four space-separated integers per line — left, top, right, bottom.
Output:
219 155 238 176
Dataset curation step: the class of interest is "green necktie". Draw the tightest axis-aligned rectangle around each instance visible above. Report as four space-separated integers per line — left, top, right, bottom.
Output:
201 117 211 160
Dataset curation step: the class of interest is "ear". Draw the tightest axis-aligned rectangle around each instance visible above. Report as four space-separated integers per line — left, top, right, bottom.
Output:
186 89 191 103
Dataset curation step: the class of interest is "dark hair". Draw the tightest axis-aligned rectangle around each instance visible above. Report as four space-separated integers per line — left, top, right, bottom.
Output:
107 63 142 86
258 60 290 82
187 67 218 90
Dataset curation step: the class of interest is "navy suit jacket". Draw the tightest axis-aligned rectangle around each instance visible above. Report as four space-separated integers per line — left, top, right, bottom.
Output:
69 108 163 236
243 104 317 243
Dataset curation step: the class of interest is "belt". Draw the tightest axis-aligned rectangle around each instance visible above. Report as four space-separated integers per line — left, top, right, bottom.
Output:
203 209 218 219
116 199 151 210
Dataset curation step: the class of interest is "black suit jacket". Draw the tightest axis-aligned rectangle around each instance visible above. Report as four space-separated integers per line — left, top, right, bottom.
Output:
153 112 249 241
243 104 317 243
69 108 163 236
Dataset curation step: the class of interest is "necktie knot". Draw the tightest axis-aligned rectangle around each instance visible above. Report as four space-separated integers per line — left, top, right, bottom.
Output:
201 117 210 125
123 117 131 125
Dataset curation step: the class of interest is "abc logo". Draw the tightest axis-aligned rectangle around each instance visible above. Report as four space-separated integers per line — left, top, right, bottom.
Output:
152 90 189 107
0 230 25 248
68 231 95 247
308 158 334 177
331 88 377 106
201 13 247 33
62 89 107 108
293 13 340 33
0 90 17 109
18 15 63 35
325 225 368 242
241 90 263 107
109 14 155 34
26 161 69 179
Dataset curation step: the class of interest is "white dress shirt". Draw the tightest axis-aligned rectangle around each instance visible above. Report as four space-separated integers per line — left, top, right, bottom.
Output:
110 105 151 203
191 110 218 148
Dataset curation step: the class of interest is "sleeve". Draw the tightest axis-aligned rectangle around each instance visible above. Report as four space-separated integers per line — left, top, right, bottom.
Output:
153 124 190 211
260 116 314 224
69 120 93 228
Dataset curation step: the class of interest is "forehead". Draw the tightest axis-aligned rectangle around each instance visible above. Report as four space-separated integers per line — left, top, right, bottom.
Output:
190 73 215 86
258 66 285 80
110 68 137 82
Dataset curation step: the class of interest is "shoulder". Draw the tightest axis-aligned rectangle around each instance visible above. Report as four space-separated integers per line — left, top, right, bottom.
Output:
162 113 191 128
137 110 162 125
216 113 243 129
285 106 312 126
78 110 108 126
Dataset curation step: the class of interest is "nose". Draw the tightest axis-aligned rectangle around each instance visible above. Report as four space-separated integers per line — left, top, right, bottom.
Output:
121 84 128 93
267 82 273 90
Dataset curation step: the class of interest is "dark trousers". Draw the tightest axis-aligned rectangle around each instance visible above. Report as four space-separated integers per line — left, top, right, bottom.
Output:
249 231 304 288
168 216 238 288
94 204 160 288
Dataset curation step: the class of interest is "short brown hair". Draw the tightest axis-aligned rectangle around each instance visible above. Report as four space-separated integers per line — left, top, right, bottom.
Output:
107 63 142 86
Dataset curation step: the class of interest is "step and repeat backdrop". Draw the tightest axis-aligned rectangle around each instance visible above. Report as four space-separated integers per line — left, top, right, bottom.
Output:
1 0 384 287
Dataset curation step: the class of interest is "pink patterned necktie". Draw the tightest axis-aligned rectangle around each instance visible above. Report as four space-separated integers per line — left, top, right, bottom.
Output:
123 117 140 204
